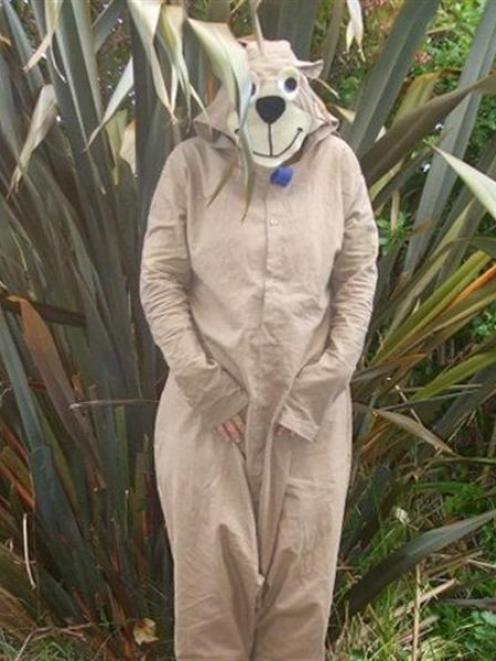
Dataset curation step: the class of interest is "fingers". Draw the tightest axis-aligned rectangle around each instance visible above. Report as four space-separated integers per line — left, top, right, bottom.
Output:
215 423 232 443
233 413 246 435
215 417 296 443
275 423 296 437
215 413 245 443
224 418 242 443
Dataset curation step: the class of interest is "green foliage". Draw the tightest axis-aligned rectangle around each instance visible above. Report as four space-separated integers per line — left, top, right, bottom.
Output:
411 0 486 75
471 301 496 340
433 608 496 660
376 211 410 254
0 629 97 661
409 0 496 168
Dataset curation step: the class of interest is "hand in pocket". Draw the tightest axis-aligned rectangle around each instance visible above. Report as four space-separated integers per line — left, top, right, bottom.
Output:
214 409 246 444
274 422 296 437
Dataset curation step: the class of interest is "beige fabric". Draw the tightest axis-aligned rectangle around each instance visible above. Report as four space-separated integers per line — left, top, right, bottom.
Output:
139 40 379 661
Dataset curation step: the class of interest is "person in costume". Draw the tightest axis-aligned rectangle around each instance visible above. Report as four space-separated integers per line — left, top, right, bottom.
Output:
139 37 379 661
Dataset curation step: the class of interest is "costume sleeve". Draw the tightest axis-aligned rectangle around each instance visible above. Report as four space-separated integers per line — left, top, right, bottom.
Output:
277 145 379 442
139 144 249 429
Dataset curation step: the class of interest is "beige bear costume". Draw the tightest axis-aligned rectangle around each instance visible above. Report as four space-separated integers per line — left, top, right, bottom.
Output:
139 39 379 661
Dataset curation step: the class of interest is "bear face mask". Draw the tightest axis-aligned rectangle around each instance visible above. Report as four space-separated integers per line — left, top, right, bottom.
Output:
192 39 339 174
226 40 326 168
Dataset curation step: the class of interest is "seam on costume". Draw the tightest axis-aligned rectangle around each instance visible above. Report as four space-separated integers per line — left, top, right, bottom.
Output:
253 186 270 403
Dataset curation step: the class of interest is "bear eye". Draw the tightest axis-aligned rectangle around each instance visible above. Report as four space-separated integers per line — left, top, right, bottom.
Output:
284 76 298 92
250 82 257 97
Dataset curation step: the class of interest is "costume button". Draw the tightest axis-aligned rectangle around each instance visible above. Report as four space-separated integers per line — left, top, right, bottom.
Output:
269 217 279 226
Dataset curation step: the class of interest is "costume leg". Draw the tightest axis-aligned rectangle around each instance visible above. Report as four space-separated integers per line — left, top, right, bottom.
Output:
251 390 353 661
154 383 260 660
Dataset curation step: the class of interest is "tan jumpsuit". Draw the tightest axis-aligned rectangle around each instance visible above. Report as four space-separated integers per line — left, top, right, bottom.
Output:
139 106 379 660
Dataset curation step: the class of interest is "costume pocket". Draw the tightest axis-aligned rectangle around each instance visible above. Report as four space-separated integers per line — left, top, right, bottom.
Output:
283 478 337 580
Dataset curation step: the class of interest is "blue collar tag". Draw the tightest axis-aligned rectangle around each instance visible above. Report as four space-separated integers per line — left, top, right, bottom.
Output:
270 166 294 187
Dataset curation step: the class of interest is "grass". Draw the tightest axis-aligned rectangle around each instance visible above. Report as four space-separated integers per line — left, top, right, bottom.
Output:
328 457 496 660
0 629 96 660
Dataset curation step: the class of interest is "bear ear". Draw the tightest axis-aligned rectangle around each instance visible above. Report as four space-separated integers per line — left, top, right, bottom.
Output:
297 58 324 79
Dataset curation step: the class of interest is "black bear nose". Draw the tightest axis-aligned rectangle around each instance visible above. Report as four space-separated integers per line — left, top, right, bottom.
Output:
255 96 286 124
